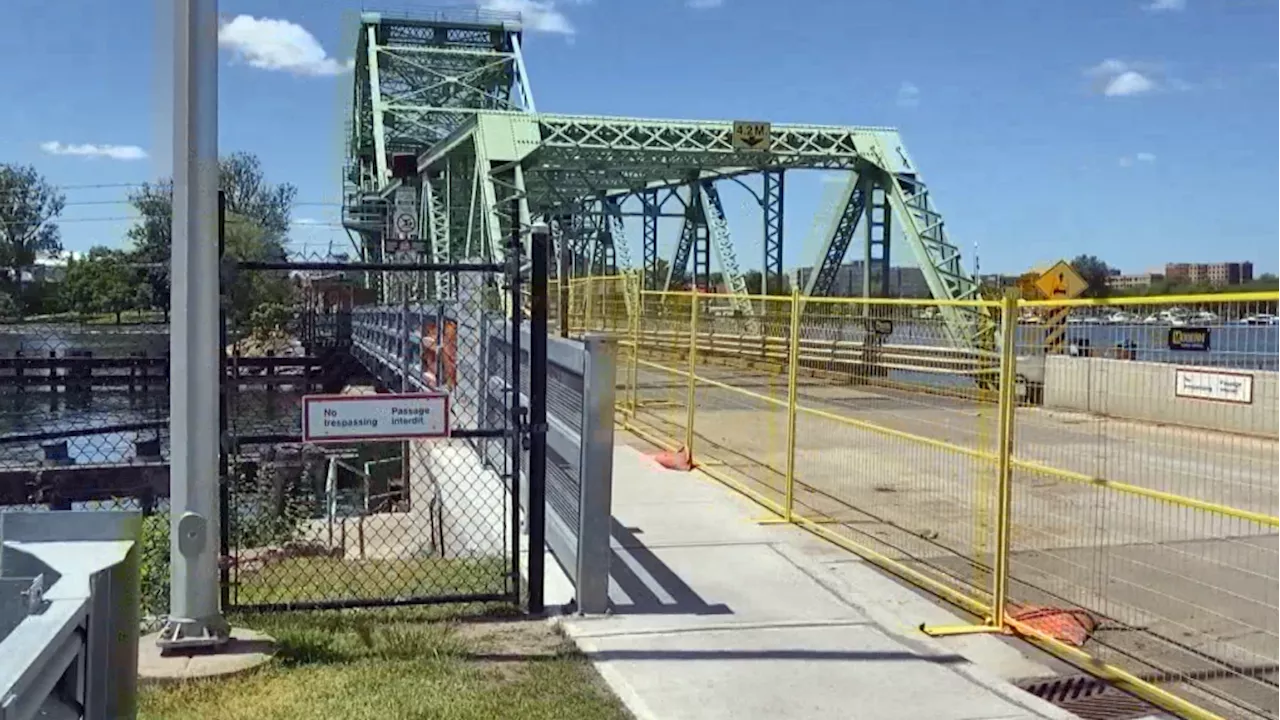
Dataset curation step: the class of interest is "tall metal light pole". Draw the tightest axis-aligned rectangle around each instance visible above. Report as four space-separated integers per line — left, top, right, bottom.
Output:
158 0 230 650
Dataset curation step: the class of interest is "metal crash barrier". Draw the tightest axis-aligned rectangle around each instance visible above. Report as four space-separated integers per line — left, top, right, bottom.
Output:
0 511 142 720
486 328 617 615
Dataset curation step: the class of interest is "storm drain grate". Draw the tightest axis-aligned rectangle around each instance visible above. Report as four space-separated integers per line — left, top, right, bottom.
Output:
1015 674 1163 720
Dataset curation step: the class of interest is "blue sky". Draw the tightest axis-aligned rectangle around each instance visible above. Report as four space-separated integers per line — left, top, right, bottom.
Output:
2 0 1276 275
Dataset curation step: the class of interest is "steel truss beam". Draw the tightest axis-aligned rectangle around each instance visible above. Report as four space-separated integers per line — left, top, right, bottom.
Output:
346 11 531 265
762 170 784 295
664 185 699 292
349 17 983 341
802 173 870 301
641 190 659 290
863 184 890 300
602 197 631 271
422 173 452 299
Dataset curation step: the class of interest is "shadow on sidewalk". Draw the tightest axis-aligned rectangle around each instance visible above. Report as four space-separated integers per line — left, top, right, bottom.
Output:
608 518 733 617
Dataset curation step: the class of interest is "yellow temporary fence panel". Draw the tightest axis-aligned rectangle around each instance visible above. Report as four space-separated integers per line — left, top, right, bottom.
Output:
560 278 1279 720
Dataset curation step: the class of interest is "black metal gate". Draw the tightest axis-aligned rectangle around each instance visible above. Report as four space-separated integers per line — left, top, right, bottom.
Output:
217 228 531 612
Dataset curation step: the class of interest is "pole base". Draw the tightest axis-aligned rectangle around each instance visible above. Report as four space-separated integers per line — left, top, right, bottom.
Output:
919 622 1011 638
156 614 232 653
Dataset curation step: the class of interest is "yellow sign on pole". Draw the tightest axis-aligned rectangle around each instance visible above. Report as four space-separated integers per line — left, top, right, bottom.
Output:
1034 260 1088 300
732 121 771 150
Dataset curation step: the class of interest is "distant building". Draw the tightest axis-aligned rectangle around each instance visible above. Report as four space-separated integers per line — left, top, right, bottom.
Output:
1108 271 1164 290
1164 262 1253 286
792 262 930 298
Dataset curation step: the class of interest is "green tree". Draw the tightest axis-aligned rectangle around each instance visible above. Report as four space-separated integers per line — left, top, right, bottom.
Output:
0 165 65 313
223 213 295 335
63 247 136 323
1069 254 1112 298
0 291 18 320
126 152 298 321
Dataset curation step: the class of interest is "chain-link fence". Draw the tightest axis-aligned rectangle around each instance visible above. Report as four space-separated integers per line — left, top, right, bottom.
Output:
221 254 522 612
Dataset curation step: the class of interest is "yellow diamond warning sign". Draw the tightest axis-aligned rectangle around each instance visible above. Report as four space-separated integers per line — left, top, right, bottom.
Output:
1034 260 1088 300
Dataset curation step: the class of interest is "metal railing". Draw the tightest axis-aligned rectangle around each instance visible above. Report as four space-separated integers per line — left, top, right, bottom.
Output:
567 273 1280 720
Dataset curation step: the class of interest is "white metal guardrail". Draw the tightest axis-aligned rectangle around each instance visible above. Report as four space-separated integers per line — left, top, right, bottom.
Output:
0 511 141 720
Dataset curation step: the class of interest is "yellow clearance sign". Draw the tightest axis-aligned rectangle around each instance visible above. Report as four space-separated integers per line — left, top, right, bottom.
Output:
732 121 771 150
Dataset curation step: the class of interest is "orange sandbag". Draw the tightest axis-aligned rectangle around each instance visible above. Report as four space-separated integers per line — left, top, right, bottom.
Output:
652 447 693 471
1009 604 1097 647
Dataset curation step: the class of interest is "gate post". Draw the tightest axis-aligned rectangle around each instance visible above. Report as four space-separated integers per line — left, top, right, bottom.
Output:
527 221 549 614
576 333 616 614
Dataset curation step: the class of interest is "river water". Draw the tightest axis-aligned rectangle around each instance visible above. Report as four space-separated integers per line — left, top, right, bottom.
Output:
0 324 303 468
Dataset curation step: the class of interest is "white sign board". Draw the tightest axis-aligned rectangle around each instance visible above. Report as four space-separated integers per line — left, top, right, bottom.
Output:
302 393 450 443
390 187 418 240
1173 369 1253 405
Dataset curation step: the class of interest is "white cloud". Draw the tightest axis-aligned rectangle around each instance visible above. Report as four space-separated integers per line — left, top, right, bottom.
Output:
292 218 326 226
896 81 921 108
687 0 725 8
1105 70 1156 96
1087 59 1158 97
39 141 147 161
478 0 576 34
1119 152 1157 167
217 15 351 76
1143 0 1186 12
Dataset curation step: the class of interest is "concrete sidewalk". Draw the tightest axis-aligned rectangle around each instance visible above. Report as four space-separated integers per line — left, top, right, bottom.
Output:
546 443 1081 720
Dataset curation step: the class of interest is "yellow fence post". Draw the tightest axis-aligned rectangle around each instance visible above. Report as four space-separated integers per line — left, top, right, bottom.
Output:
989 288 1020 628
782 288 802 522
921 288 1020 637
684 292 699 460
627 273 640 416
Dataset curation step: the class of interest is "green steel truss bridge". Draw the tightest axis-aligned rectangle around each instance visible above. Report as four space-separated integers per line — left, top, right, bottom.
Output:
343 9 987 345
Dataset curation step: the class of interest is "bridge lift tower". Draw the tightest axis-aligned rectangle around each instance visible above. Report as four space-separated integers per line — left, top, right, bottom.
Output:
343 10 990 347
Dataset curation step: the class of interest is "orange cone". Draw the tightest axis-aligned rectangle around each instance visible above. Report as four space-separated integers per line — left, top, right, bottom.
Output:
652 446 694 471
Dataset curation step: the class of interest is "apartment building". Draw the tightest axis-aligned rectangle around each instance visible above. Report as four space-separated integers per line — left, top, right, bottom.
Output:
792 262 930 298
1164 262 1253 286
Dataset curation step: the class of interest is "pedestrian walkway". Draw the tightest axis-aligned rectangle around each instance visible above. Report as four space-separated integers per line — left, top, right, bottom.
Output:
547 442 1086 720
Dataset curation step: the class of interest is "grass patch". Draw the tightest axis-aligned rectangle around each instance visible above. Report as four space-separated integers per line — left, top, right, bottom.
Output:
15 309 167 325
138 607 632 720
231 555 512 608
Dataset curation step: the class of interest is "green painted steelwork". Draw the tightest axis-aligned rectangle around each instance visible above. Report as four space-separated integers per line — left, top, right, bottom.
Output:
346 11 987 342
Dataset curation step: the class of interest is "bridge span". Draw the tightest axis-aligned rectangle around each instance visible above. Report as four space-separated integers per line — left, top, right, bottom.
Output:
328 9 1277 719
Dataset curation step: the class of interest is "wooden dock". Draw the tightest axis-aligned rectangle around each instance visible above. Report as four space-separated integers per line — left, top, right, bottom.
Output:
0 352 362 393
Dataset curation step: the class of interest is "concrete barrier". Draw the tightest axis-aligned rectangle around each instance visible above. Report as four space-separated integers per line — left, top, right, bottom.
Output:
1043 355 1278 436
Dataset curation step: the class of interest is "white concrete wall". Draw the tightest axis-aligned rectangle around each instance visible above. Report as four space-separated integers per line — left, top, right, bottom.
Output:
1043 356 1278 436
